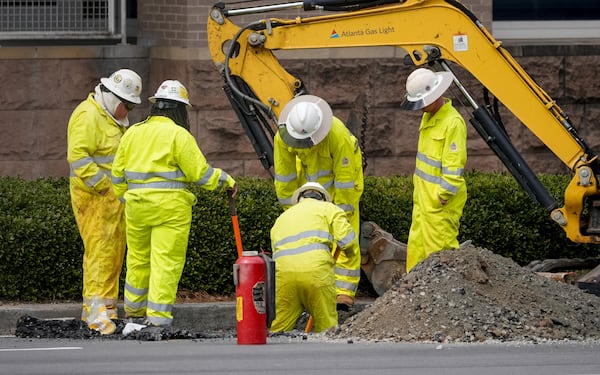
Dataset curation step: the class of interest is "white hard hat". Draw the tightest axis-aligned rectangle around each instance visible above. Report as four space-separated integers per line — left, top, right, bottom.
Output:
149 80 191 107
291 182 332 204
278 95 333 148
100 69 142 104
401 68 453 110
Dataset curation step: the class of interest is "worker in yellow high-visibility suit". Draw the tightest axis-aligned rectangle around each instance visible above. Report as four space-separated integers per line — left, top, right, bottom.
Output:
270 182 360 333
274 95 364 311
112 80 237 328
401 68 468 273
67 68 143 330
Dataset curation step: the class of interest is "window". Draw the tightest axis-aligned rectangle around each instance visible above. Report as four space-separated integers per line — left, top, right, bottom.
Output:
492 0 600 40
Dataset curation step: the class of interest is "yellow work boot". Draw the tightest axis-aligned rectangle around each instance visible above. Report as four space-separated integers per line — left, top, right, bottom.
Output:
336 294 354 311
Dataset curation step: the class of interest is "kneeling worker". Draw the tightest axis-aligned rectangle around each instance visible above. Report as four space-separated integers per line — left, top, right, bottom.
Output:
269 182 360 333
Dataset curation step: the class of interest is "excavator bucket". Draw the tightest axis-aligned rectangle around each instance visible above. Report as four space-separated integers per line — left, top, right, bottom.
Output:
359 221 407 296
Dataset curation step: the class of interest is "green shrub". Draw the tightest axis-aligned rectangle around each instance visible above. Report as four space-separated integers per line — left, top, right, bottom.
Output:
0 174 597 302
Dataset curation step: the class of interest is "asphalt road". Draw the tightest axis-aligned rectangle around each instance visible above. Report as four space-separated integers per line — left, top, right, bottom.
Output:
1 336 599 375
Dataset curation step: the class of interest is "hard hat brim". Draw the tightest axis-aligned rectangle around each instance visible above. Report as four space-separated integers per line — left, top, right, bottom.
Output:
148 96 192 108
278 95 333 148
401 71 453 111
291 182 332 204
100 77 142 104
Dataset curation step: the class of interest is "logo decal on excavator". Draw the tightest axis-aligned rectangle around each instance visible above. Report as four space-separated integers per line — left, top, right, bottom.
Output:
331 30 339 38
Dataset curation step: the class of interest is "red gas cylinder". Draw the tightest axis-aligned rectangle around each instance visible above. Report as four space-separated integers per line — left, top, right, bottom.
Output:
233 251 268 345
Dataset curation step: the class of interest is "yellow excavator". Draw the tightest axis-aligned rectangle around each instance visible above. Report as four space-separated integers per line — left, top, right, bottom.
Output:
207 0 600 295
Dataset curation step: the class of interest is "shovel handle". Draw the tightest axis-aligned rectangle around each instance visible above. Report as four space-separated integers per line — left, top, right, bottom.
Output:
228 190 244 258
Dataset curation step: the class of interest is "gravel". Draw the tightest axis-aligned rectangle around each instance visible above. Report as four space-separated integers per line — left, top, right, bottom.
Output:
331 244 600 343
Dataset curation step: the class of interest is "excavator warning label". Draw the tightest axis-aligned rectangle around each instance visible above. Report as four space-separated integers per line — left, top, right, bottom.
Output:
454 34 468 52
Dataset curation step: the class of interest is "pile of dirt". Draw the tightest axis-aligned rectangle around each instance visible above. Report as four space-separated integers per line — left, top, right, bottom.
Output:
332 244 600 343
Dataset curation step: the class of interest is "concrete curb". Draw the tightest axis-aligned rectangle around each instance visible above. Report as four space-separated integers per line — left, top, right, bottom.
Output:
0 301 372 336
0 302 237 335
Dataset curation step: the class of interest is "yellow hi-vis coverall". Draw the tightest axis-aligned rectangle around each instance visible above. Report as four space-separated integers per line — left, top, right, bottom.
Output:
406 99 467 272
269 197 359 333
274 117 364 299
67 93 127 321
112 115 236 327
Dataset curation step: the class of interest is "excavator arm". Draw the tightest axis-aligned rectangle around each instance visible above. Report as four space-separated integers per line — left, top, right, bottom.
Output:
208 0 600 246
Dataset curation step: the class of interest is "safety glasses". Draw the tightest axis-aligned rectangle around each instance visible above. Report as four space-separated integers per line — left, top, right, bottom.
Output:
121 100 136 111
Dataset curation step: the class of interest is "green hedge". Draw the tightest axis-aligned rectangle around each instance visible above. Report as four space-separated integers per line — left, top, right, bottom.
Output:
0 174 597 302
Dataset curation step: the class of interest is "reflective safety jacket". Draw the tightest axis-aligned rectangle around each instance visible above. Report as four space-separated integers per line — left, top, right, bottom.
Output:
68 93 124 193
111 115 235 199
270 197 359 270
273 116 364 215
406 99 467 272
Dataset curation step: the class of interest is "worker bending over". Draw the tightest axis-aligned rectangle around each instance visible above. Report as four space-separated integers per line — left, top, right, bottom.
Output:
269 182 360 333
274 95 364 310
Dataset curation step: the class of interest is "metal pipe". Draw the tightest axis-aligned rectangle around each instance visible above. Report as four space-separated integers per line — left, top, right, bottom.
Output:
225 1 304 16
120 0 127 44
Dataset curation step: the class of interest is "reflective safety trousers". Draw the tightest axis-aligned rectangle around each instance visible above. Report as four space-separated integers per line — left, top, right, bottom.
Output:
112 116 236 326
67 93 127 319
406 100 467 272
269 198 359 332
273 117 363 298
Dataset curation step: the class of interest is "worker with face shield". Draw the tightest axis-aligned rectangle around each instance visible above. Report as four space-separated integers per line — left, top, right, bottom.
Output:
67 68 142 333
401 68 468 273
273 95 364 311
112 80 237 329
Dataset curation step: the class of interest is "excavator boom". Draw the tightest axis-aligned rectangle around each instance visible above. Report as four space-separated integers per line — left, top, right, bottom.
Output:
207 0 600 273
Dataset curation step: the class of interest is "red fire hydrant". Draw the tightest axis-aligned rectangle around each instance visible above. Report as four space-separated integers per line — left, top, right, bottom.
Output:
233 250 275 345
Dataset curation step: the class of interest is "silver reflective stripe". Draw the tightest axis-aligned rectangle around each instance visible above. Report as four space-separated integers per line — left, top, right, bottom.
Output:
272 243 331 259
335 279 358 292
307 169 332 180
125 283 149 296
196 166 215 186
93 155 115 164
125 170 184 180
112 175 126 184
273 230 333 248
70 156 94 170
440 179 459 194
128 181 187 190
417 152 442 168
337 203 354 213
86 171 105 188
334 266 361 277
415 168 459 194
148 300 173 313
218 172 230 188
124 296 147 310
278 197 294 206
275 172 297 183
337 231 355 249
442 166 464 176
334 180 355 189
146 316 172 326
